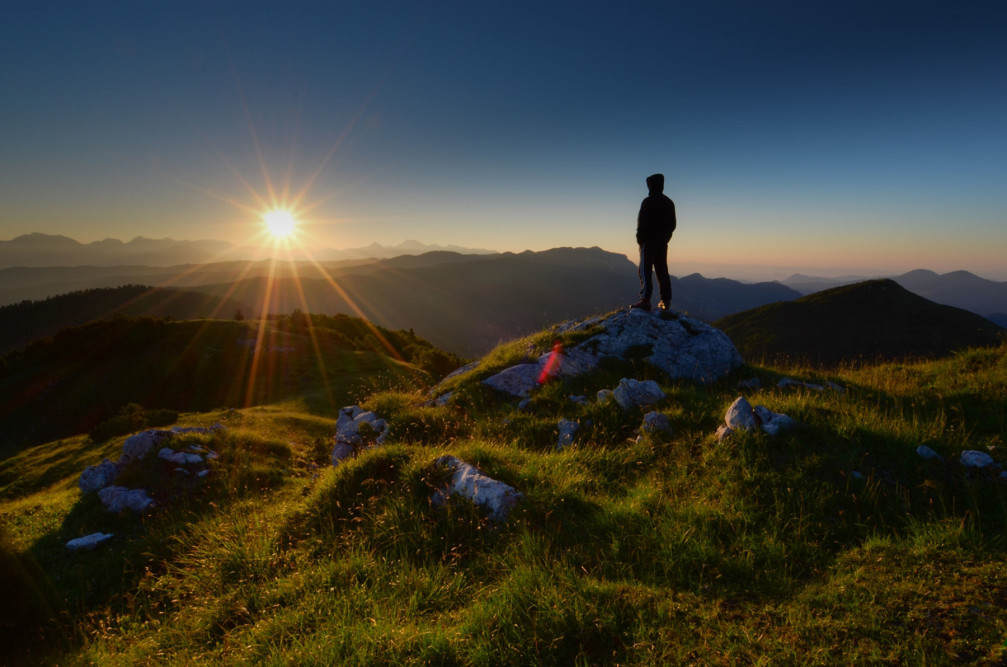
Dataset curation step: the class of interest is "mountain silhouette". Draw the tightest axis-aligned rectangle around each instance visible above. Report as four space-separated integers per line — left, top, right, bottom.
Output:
715 279 1005 366
0 286 251 355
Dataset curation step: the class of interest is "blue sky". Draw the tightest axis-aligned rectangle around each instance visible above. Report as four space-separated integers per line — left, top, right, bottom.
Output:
2 0 1006 279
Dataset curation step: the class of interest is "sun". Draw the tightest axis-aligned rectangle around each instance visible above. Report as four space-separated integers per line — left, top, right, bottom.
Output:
262 208 298 240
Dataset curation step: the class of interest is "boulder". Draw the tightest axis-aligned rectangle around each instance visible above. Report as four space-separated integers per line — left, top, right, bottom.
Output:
79 458 121 494
431 456 524 522
122 429 174 462
612 378 665 410
557 419 579 451
961 450 994 469
66 532 114 552
558 308 742 384
475 308 742 398
98 486 155 513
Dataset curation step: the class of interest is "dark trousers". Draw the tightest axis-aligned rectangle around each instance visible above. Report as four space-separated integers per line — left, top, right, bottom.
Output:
638 242 671 304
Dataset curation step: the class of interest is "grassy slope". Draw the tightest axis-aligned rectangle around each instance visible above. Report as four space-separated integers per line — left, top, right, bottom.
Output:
3 329 1007 664
716 279 1005 366
0 313 456 453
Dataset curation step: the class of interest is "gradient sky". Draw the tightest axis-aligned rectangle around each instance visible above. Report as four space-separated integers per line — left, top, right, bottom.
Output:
2 1 1006 279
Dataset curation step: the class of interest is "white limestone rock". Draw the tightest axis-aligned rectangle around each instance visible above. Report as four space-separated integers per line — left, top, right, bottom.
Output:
475 308 742 399
725 397 758 431
596 389 615 404
723 397 794 437
332 406 390 466
559 308 742 384
331 442 356 466
66 532 114 552
432 455 524 522
98 486 155 513
122 429 174 462
961 450 995 469
642 411 673 435
917 445 943 461
612 378 665 411
753 405 796 436
79 458 121 494
557 419 579 451
481 363 542 398
716 425 734 442
158 448 204 465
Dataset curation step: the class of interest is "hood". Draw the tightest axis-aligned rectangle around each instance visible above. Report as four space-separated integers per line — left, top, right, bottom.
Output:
646 173 664 195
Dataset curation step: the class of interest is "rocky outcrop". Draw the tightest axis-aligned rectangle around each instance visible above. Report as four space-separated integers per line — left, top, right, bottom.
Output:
98 486 155 513
480 308 742 398
79 459 123 494
432 456 524 522
331 406 389 466
717 396 796 440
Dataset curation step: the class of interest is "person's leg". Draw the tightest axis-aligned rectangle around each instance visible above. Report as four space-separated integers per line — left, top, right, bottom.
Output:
653 243 671 306
638 243 654 302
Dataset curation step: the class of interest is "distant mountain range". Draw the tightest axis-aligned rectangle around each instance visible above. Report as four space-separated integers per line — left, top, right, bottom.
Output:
0 247 805 357
716 279 1005 366
0 233 494 268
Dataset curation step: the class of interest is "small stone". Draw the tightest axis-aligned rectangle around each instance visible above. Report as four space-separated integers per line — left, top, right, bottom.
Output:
961 450 995 469
851 471 866 481
557 419 579 451
725 397 758 431
716 425 734 442
197 469 210 478
612 378 665 410
596 389 614 404
916 445 942 461
66 532 114 552
642 411 672 434
431 456 524 522
331 442 356 466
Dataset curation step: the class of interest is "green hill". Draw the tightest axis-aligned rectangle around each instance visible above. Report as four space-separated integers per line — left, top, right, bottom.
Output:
0 313 459 454
0 285 252 355
3 310 1007 664
715 279 1005 366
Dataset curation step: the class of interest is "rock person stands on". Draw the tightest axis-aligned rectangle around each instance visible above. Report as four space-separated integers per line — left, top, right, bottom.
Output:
632 173 676 312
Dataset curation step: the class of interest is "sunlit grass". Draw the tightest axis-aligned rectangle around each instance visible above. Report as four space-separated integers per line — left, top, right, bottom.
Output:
3 343 1007 663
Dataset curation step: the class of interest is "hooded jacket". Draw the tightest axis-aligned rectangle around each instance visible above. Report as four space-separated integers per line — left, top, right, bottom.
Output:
636 174 677 245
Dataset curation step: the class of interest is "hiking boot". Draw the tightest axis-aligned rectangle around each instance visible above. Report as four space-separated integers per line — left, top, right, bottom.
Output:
630 299 651 312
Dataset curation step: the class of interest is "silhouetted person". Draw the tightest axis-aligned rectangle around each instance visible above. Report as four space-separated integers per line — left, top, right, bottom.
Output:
631 173 676 312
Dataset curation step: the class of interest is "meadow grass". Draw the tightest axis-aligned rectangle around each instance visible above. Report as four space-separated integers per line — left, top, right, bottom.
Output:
2 343 1007 664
